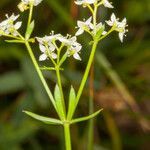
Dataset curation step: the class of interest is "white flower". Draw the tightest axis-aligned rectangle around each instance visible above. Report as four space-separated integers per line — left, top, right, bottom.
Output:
58 35 82 60
106 13 128 42
75 17 93 36
21 0 43 6
48 31 62 42
0 14 22 36
75 0 96 6
117 18 128 42
36 36 57 61
106 13 119 26
68 36 82 60
102 0 113 8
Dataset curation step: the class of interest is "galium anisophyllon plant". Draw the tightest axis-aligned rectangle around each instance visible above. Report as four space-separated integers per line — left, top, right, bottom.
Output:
0 0 128 149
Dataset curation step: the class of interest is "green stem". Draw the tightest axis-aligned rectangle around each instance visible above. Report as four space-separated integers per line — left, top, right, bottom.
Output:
56 67 66 118
88 64 94 150
72 40 98 119
25 41 58 112
27 3 34 31
3 34 21 40
64 124 72 150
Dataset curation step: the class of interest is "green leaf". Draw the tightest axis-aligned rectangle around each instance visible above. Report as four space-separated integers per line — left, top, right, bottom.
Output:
23 110 63 125
25 20 35 40
54 84 65 119
70 109 103 124
67 86 76 120
5 40 24 43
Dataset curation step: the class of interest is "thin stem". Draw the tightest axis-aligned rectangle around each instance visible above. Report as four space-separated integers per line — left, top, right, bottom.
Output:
45 46 57 66
98 27 114 42
97 2 103 7
68 4 99 119
72 40 98 119
16 31 24 40
56 67 66 118
93 4 98 34
27 3 34 31
64 124 72 150
87 5 94 14
3 34 21 40
88 63 94 150
25 41 58 113
58 52 68 67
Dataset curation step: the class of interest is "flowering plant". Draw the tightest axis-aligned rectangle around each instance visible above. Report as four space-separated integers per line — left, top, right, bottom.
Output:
0 0 127 149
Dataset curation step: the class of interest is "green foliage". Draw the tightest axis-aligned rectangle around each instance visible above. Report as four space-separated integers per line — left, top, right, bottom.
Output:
0 0 149 149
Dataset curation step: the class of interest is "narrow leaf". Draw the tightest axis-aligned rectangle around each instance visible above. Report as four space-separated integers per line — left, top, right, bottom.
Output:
54 84 65 119
67 86 76 120
23 110 63 125
25 20 35 40
71 109 103 124
5 40 24 43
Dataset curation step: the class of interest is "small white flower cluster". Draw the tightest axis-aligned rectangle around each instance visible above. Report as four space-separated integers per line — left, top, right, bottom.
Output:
37 32 82 61
18 0 43 12
106 13 128 42
75 0 113 8
0 14 22 36
75 0 128 42
22 0 43 6
75 17 106 36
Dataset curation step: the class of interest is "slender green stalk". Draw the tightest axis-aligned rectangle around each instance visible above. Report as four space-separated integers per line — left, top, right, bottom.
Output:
27 3 34 31
70 4 99 119
25 41 58 112
88 64 94 150
72 40 98 119
64 124 72 150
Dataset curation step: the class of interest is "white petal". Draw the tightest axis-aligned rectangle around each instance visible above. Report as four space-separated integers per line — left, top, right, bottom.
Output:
39 44 46 52
119 32 124 42
39 53 47 61
102 31 107 35
103 0 114 8
106 20 113 26
86 16 92 25
75 28 84 36
111 13 116 22
34 0 43 6
48 43 55 51
73 53 81 60
86 0 96 4
89 23 94 29
51 53 57 59
77 21 84 28
74 1 83 5
14 21 22 30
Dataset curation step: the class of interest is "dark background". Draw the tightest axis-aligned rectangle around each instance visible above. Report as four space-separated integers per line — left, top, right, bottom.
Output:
0 0 150 149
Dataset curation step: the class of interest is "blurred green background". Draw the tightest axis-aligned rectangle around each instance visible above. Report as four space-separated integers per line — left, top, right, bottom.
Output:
0 0 150 150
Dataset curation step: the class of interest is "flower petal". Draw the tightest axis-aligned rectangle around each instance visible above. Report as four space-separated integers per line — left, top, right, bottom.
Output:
73 53 81 60
75 28 84 36
39 53 47 61
14 21 22 30
39 44 46 52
